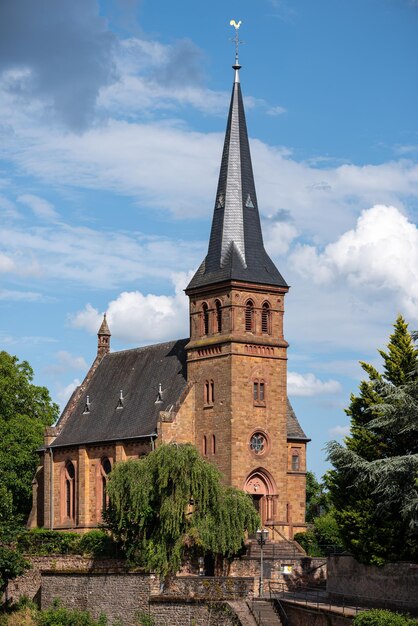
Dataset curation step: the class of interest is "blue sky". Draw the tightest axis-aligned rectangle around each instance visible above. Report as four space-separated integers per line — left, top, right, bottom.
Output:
1 0 418 478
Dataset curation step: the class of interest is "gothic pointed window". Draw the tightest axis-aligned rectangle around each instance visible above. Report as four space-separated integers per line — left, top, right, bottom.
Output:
212 434 216 455
203 435 207 456
65 461 75 521
215 299 222 333
100 458 112 515
262 302 271 334
245 300 254 332
202 303 209 335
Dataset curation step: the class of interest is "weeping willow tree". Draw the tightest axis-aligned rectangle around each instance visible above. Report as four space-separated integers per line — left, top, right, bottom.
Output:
106 444 259 576
327 318 418 564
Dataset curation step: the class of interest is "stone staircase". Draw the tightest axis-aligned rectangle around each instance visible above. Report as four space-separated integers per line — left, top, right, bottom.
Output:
249 599 283 625
245 539 305 560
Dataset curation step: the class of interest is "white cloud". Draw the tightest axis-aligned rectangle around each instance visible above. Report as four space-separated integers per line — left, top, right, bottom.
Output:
56 378 81 407
290 205 418 317
329 425 350 438
0 218 204 288
45 351 88 375
70 272 191 344
0 289 44 301
0 253 15 273
266 105 287 116
18 194 59 221
288 371 342 397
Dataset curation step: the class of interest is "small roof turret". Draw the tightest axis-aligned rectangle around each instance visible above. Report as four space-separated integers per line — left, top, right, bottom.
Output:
97 313 111 358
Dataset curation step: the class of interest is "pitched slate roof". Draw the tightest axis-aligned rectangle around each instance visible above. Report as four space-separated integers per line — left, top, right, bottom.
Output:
50 338 307 448
187 63 287 292
51 339 188 448
287 400 310 441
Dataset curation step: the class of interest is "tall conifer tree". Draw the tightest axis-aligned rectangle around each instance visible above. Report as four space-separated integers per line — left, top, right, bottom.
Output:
327 315 418 564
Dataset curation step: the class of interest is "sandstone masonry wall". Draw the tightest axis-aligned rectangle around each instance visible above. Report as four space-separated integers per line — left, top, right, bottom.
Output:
327 555 418 611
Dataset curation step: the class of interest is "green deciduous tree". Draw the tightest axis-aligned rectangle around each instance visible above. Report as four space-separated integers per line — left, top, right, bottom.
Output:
327 316 418 564
106 443 259 576
0 351 59 522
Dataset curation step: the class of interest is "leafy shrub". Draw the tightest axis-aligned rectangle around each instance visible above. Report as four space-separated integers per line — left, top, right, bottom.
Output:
353 609 418 626
135 612 155 626
78 531 116 558
36 601 108 626
16 529 80 556
0 546 28 593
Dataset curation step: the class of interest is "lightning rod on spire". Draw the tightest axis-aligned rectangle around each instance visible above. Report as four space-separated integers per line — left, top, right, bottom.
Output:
230 19 243 68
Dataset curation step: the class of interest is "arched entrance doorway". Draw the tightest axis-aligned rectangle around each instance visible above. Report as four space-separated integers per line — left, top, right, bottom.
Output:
244 468 278 526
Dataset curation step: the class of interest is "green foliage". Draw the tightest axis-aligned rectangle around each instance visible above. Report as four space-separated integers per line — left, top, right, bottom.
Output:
0 351 59 521
0 546 28 594
135 612 155 626
106 443 259 576
16 529 80 556
78 530 117 558
352 609 418 626
15 529 118 558
305 471 332 522
327 315 418 564
36 601 107 626
295 509 342 556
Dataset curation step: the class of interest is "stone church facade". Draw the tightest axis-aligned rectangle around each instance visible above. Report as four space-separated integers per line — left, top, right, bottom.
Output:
29 57 309 540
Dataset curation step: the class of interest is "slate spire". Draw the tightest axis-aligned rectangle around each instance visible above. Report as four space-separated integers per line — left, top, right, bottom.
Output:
187 57 287 291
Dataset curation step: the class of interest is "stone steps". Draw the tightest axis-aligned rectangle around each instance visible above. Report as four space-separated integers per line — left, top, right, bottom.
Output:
250 600 283 625
245 540 304 560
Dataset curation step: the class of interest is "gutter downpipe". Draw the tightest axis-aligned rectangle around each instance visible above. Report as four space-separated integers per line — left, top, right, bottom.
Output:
49 447 54 530
150 435 155 451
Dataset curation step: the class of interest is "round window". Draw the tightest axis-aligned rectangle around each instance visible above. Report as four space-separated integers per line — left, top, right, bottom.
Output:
250 433 266 454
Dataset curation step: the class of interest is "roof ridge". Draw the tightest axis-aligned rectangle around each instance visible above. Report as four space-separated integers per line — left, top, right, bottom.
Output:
106 337 189 357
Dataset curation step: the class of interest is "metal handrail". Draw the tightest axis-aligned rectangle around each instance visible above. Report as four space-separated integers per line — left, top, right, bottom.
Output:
268 581 418 615
248 599 262 625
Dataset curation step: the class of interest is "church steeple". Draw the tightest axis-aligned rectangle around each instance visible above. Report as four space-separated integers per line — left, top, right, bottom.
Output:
187 54 287 292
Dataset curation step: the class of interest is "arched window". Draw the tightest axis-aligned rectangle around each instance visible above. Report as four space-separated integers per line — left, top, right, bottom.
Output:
65 461 75 521
215 299 222 333
203 435 207 456
204 380 214 405
212 434 216 455
253 379 266 405
202 303 209 335
291 449 300 471
100 458 112 514
245 300 254 332
261 302 271 334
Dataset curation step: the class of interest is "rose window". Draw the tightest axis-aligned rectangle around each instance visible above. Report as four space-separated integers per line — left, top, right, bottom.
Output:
250 433 266 454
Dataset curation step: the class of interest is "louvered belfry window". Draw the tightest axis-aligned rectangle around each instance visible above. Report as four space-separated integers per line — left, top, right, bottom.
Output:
202 303 209 335
215 299 222 332
261 302 271 334
245 300 254 332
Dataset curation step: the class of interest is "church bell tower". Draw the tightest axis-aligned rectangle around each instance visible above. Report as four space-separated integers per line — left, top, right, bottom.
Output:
185 46 294 534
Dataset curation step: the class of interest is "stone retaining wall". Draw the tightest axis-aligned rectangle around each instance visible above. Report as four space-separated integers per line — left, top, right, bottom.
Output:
149 598 241 626
279 601 353 626
6 556 127 605
327 555 418 611
41 571 154 625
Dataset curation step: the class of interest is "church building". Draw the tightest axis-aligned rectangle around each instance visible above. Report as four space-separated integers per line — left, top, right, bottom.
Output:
29 52 309 540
